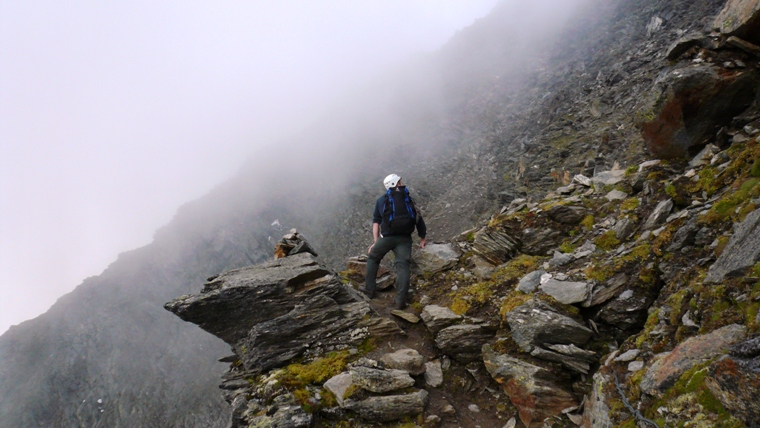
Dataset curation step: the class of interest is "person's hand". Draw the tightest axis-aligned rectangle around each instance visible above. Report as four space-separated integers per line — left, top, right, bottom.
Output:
419 238 426 249
368 243 375 254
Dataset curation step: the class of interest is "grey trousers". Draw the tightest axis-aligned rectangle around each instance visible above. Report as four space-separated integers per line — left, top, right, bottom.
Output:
365 234 412 306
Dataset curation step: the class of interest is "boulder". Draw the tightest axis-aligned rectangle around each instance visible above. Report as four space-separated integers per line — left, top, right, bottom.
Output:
517 270 545 293
539 279 591 305
641 324 747 396
589 273 629 307
380 348 426 376
713 0 760 45
596 287 654 331
505 300 593 352
548 251 574 267
706 337 760 427
643 199 673 230
411 243 459 274
350 367 415 393
483 344 578 428
472 226 522 265
666 32 714 61
424 360 443 387
614 218 637 241
420 305 462 334
247 393 313 428
547 205 587 225
346 255 389 278
344 390 428 422
666 217 699 252
706 208 760 283
638 65 759 158
435 324 496 362
581 372 614 428
530 347 594 374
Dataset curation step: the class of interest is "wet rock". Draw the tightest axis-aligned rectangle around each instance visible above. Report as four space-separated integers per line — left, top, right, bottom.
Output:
380 349 426 376
540 279 591 305
248 393 313 428
641 324 747 396
505 300 593 352
547 205 587 225
472 226 521 265
638 65 759 158
420 305 462 334
521 228 563 256
344 390 428 422
424 360 443 387
714 0 760 45
706 208 760 283
350 367 415 393
324 372 353 407
435 324 496 362
483 344 577 428
411 243 459 274
643 199 673 230
517 270 545 293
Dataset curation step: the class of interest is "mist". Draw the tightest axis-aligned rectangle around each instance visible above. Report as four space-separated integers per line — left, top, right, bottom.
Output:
0 0 594 335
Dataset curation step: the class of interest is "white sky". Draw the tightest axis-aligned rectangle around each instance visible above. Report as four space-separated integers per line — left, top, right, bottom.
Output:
0 0 500 334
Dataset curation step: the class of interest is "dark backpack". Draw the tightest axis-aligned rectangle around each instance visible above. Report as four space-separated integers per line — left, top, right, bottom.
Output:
382 187 418 235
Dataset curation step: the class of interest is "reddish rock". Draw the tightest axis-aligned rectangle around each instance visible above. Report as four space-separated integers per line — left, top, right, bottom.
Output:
638 65 758 159
483 344 577 427
713 0 760 45
640 324 747 396
706 355 760 426
346 256 389 278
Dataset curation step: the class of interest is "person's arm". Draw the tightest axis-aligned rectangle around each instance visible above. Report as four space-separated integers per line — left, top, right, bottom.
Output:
417 215 427 249
369 199 383 253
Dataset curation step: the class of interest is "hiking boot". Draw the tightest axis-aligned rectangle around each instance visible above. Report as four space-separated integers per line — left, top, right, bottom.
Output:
358 287 376 299
393 300 407 310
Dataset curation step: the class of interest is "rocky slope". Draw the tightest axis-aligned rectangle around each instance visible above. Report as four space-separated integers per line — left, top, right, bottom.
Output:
165 1 760 427
3 0 760 426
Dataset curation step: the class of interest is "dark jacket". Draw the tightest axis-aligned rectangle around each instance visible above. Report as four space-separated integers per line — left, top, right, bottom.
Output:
372 187 426 238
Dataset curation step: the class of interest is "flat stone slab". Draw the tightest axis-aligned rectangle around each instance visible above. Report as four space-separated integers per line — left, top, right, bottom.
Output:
344 390 428 422
380 348 425 375
540 279 591 305
505 300 593 352
706 208 760 283
420 305 462 334
390 310 420 323
412 243 460 274
424 360 443 387
517 270 545 293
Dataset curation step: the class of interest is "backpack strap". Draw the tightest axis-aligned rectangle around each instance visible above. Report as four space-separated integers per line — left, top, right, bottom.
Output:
403 187 415 220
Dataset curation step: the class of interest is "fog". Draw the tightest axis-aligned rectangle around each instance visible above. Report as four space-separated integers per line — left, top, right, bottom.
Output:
0 0 596 335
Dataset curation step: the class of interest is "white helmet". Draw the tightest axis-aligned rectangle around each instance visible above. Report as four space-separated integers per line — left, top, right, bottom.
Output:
383 174 401 190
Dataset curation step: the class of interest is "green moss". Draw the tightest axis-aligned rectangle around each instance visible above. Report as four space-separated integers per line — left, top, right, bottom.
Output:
358 337 377 354
594 230 621 251
635 308 660 348
584 262 617 282
499 291 532 319
620 197 640 211
559 240 578 253
450 297 471 315
581 214 595 230
466 232 476 242
625 165 638 177
622 243 651 263
751 158 760 177
283 351 350 386
665 184 677 199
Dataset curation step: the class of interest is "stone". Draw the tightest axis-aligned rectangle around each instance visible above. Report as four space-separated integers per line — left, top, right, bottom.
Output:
380 349 426 376
666 32 711 61
390 310 420 323
517 270 545 293
530 347 592 374
424 360 443 387
344 390 428 422
483 344 578 427
420 305 462 334
472 226 521 265
628 361 644 372
706 354 760 426
574 174 592 186
614 349 641 363
357 316 404 338
641 324 747 396
350 367 415 393
470 255 496 279
324 372 353 407
726 36 760 57
591 170 625 186
505 300 593 352
581 372 613 428
468 404 480 413
540 279 591 305
714 0 760 45
521 227 563 256
346 256 389 279
236 295 371 373
435 324 496 362
638 160 661 171
547 344 597 361
665 218 699 252
706 208 760 283
411 243 459 274
549 251 574 267
547 205 587 225
614 217 637 241
504 417 517 428
596 286 654 331
643 199 673 230
605 189 627 201
638 65 759 158
688 144 720 168
248 393 313 428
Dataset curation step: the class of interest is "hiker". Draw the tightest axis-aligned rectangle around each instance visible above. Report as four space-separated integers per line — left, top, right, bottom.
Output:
361 174 427 309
